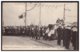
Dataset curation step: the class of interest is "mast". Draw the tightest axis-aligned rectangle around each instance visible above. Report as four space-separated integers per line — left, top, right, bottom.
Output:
25 3 27 27
39 3 41 27
63 4 65 24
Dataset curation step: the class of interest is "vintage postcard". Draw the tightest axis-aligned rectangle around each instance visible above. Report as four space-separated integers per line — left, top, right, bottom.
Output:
1 1 79 51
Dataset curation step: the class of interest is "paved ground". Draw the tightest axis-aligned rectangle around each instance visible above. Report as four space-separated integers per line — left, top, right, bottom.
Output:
2 36 73 50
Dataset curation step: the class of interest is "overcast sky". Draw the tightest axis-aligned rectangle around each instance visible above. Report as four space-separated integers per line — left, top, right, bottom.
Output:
3 2 77 26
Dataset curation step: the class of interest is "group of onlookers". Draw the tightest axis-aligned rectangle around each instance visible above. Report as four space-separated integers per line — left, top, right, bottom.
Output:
56 24 78 51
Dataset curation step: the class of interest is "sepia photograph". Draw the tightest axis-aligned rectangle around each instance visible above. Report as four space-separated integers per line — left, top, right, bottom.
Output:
1 1 79 51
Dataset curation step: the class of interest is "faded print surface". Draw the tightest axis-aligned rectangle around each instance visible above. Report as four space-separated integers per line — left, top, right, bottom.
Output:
2 2 78 50
3 2 77 26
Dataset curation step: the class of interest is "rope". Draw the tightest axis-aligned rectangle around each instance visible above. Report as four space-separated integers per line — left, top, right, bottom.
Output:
26 4 37 11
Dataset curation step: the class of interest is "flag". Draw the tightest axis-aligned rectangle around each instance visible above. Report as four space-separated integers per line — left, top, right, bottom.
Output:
19 14 23 19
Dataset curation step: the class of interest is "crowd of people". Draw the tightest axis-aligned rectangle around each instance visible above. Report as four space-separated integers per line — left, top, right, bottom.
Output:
56 24 78 50
2 23 79 50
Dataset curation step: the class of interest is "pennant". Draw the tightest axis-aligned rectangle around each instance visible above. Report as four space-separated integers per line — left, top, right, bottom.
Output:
19 14 23 19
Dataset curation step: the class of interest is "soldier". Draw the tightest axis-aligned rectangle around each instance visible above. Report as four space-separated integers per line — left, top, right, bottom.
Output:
40 27 43 38
5 27 8 35
12 27 14 35
34 26 38 39
31 27 35 39
8 26 12 35
28 27 31 37
57 25 63 45
34 26 39 40
18 26 21 36
63 25 72 49
42 27 47 40
71 26 79 50
25 27 28 36
16 26 19 36
3 27 5 35
62 26 66 46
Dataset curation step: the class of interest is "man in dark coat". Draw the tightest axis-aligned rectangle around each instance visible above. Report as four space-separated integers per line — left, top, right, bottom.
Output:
5 27 8 35
63 26 72 49
35 26 41 40
71 26 79 50
57 26 63 45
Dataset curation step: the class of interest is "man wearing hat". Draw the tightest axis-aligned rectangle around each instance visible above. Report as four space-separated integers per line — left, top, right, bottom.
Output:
63 24 72 49
57 24 63 45
71 26 79 50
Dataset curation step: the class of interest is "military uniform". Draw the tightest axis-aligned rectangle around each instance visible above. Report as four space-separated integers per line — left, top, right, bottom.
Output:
71 26 79 50
63 26 72 49
57 26 63 45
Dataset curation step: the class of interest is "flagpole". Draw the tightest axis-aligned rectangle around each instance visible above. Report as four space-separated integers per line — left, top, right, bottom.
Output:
39 3 41 27
25 3 27 27
63 4 65 24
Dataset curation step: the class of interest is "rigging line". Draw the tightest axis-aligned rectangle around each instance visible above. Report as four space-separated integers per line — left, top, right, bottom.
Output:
20 4 37 16
26 4 37 11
